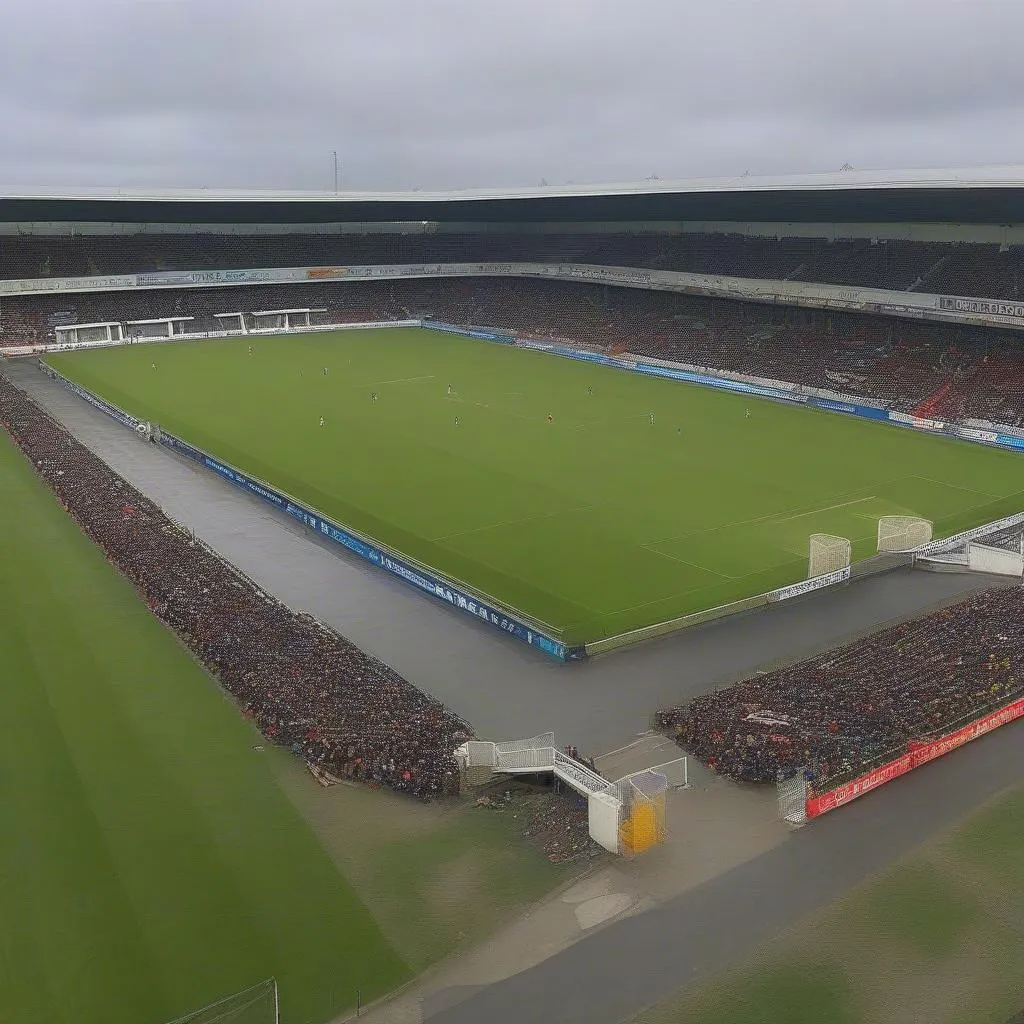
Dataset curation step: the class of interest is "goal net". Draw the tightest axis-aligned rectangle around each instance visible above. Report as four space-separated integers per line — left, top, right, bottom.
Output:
161 978 278 1024
617 770 668 857
877 516 933 552
133 322 173 339
808 534 852 578
252 313 287 331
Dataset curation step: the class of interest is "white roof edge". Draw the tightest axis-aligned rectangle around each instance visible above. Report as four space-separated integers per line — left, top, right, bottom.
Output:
6 165 1024 204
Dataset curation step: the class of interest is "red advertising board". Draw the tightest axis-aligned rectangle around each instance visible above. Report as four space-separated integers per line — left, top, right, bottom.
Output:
806 695 1024 819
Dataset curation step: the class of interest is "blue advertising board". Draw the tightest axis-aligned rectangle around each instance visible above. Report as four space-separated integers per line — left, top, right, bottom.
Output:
809 396 890 420
629 359 808 404
134 420 575 661
42 365 139 428
421 321 516 345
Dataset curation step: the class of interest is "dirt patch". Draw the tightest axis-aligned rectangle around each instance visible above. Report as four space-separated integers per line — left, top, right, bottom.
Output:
470 779 605 864
270 756 593 971
430 849 486 912
268 745 449 864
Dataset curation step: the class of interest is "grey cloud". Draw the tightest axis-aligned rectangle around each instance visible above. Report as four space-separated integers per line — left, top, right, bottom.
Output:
2 0 1024 192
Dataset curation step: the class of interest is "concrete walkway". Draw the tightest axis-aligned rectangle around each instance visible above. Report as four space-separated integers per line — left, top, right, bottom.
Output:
419 718 1023 1024
340 762 786 1023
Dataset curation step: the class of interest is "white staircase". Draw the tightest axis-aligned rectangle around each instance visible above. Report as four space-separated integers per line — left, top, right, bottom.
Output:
455 732 687 854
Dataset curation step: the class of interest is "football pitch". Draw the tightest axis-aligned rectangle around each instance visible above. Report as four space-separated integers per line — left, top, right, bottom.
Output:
49 328 1024 645
0 429 408 1024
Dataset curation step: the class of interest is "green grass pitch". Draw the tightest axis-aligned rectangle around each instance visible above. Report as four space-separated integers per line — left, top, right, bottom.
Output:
0 430 408 1023
49 328 1024 644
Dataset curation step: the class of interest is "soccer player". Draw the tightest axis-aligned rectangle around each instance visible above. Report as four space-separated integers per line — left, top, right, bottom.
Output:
323 366 329 376
650 412 656 426
371 391 378 403
455 415 460 426
547 414 553 424
319 416 325 427
151 362 156 370
448 384 453 395
248 344 253 355
745 408 751 418
587 386 593 396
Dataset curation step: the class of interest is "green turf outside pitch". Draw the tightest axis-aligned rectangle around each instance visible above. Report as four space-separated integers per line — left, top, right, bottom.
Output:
0 431 408 1023
49 328 1024 645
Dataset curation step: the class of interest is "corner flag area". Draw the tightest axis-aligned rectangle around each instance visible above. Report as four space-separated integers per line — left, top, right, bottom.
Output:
49 328 1024 645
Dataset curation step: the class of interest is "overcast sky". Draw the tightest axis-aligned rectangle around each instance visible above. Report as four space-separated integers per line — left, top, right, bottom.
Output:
1 0 1022 192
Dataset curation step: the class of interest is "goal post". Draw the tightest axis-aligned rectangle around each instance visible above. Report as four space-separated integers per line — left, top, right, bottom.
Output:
808 534 852 578
877 516 933 552
617 770 668 857
161 978 279 1024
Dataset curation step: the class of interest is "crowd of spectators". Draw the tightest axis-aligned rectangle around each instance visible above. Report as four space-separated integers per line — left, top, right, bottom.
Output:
656 585 1024 791
0 376 472 800
6 230 1024 300
3 274 1024 427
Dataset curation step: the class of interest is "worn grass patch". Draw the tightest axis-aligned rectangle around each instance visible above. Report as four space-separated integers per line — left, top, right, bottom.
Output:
268 754 589 975
856 861 978 958
635 958 854 1024
949 787 1024 890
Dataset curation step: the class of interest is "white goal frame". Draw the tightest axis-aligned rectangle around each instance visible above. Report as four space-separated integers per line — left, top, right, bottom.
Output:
161 978 279 1024
877 516 933 552
808 534 852 578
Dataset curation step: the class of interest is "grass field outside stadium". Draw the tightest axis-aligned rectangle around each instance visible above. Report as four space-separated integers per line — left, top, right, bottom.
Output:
49 328 1024 645
632 785 1024 1024
0 429 409 1024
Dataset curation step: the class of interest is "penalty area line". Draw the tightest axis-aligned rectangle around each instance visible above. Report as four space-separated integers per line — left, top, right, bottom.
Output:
361 374 437 387
642 545 741 580
911 475 1000 501
775 496 877 522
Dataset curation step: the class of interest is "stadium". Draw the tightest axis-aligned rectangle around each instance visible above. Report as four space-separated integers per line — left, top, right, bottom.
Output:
2 168 1024 1024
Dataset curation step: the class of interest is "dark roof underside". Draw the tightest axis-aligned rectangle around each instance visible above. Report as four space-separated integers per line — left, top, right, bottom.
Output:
4 187 1024 226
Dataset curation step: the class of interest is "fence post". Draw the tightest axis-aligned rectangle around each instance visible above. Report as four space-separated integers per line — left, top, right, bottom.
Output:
777 770 808 827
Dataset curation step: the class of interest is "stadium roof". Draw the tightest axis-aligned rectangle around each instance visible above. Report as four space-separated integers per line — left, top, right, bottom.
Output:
5 165 1024 226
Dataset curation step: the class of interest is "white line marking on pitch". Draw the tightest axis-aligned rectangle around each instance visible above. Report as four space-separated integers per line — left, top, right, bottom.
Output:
364 374 436 386
776 496 877 522
604 563 777 617
647 492 882 547
642 546 739 579
912 475 1000 500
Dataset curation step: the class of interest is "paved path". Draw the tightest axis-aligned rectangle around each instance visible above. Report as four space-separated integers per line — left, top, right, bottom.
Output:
423 720 1023 1023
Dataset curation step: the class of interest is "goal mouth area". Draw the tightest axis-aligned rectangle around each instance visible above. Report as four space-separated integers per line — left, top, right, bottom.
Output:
808 533 852 579
160 978 279 1024
877 515 934 552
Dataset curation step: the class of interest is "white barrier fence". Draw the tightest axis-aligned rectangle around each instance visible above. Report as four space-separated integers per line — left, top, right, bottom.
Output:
968 542 1024 577
914 510 1024 557
0 319 419 356
455 733 687 855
